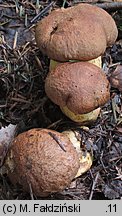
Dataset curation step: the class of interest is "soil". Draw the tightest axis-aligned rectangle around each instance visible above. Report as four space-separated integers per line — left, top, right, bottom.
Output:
0 0 122 200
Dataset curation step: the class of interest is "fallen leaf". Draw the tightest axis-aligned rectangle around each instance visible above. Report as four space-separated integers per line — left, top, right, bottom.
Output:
103 184 119 199
0 124 17 166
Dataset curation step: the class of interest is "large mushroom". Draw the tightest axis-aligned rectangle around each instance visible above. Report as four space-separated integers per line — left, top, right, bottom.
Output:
5 128 80 197
45 61 110 124
35 3 118 67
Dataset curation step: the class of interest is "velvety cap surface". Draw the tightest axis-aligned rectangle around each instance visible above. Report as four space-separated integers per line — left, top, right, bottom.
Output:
35 3 118 61
45 62 110 114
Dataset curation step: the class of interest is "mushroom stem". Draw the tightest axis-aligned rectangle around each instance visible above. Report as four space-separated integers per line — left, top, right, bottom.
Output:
61 106 101 125
49 56 102 71
88 56 102 68
62 129 93 178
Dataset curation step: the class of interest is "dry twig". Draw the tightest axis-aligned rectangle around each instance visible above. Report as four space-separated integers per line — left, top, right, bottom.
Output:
96 2 122 11
89 172 99 200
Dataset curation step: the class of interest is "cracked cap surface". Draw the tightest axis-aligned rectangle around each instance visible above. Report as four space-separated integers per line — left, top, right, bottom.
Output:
7 128 79 196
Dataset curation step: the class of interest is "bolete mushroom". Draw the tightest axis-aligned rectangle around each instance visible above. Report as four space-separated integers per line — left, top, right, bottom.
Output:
35 3 118 67
5 128 80 197
45 61 110 124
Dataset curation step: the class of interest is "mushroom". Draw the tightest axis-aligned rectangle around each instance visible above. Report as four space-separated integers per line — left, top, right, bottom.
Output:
45 61 110 124
5 128 80 197
35 3 118 66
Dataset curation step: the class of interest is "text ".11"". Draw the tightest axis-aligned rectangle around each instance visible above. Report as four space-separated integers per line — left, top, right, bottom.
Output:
106 204 117 213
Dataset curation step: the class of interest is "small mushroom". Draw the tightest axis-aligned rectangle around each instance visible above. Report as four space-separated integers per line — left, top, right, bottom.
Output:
45 61 110 124
35 3 118 62
5 128 80 197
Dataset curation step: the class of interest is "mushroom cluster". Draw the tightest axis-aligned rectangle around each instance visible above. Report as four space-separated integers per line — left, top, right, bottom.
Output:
35 3 118 124
3 3 118 197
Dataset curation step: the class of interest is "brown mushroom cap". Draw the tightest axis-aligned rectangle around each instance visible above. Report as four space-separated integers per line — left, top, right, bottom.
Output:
6 128 79 197
45 62 110 114
35 3 118 62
